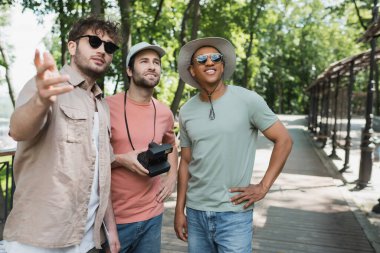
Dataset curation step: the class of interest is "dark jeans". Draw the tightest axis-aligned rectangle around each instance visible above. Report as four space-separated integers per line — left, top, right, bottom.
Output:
117 214 163 253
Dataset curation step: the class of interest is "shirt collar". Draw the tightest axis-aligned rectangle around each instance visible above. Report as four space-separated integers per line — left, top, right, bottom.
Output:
61 64 103 98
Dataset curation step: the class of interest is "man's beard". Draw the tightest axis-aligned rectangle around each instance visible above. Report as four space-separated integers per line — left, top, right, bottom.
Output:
73 50 109 79
132 73 160 88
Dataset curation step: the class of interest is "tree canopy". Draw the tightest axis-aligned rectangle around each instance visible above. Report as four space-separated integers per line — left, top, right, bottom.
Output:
0 0 374 115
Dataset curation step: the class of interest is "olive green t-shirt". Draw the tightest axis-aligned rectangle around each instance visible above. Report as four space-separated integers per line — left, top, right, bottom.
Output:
179 85 278 212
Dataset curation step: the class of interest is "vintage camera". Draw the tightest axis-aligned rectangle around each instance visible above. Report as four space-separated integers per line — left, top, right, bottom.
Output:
137 142 173 177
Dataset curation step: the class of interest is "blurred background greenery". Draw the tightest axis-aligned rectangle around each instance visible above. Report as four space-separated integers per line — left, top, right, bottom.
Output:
0 0 375 116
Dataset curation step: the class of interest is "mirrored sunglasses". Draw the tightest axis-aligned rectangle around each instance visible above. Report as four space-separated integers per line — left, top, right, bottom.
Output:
195 53 223 64
76 35 119 54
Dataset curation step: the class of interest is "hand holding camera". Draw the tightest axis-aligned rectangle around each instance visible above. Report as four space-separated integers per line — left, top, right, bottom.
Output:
115 150 149 176
137 142 173 177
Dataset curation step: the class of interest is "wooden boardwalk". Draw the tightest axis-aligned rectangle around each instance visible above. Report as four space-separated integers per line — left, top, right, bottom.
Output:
160 115 376 253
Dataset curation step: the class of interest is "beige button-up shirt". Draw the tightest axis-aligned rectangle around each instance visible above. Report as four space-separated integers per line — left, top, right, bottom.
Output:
4 65 113 249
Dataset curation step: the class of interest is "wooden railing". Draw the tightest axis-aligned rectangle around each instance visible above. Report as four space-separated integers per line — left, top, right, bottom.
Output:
307 47 380 190
0 148 15 223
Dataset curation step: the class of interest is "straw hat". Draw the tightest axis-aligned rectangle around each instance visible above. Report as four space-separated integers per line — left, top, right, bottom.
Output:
178 37 236 89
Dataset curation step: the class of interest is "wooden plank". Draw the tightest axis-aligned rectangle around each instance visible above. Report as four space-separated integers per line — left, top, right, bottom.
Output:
253 238 374 253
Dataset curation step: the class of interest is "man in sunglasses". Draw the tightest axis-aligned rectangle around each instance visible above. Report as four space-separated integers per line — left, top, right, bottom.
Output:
174 37 293 253
4 16 120 253
106 42 178 253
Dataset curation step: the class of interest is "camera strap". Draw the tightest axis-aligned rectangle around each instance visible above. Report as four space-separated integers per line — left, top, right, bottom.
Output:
123 90 157 151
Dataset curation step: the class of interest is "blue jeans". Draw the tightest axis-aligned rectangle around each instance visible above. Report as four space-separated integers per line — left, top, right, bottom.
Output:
186 207 253 253
117 214 163 253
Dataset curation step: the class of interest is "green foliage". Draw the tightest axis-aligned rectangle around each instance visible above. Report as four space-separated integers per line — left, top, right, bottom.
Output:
0 4 10 27
123 0 197 108
0 4 13 87
14 0 373 114
253 0 364 113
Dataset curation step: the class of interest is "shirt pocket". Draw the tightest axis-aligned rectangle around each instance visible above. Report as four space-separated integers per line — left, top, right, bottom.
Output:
60 104 88 143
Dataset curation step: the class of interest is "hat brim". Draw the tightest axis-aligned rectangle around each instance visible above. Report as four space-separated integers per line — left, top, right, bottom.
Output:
178 37 236 89
137 45 166 58
126 43 166 68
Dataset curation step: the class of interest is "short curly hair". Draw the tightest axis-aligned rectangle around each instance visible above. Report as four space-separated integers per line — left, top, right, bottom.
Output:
68 16 120 44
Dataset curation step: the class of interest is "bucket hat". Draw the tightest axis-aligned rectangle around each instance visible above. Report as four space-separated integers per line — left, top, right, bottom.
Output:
178 37 236 89
126 42 166 68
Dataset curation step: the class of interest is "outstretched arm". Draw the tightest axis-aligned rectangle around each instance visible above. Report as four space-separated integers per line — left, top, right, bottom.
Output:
230 120 293 208
9 50 72 141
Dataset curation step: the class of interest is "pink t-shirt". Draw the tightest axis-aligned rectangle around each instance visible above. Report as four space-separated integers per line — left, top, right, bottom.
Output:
106 92 176 224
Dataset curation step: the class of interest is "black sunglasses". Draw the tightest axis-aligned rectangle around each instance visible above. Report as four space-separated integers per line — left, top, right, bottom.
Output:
194 53 223 64
76 35 119 54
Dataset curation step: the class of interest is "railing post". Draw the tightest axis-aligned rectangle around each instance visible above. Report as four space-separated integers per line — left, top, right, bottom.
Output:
330 74 340 159
0 149 16 223
5 161 10 219
341 61 355 172
308 89 313 131
357 1 378 189
375 58 380 116
315 85 320 133
309 86 316 133
318 83 325 135
10 154 15 210
326 77 332 136
312 86 318 133
318 82 326 143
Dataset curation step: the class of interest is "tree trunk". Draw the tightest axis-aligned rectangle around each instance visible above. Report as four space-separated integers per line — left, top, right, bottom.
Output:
113 74 122 95
0 42 15 108
149 0 165 43
89 0 105 91
118 0 132 89
242 0 263 88
90 0 104 15
278 81 283 114
170 0 200 115
58 0 67 67
191 0 200 39
352 0 368 30
81 0 86 15
375 61 379 115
